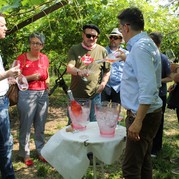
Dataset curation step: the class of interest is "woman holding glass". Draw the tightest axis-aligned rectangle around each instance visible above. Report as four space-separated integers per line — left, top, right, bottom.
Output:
16 32 50 166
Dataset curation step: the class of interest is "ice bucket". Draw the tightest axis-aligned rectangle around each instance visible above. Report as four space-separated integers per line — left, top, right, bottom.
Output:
68 99 91 131
95 102 120 137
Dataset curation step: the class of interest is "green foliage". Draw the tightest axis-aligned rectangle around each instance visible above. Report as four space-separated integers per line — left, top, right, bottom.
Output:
0 0 178 70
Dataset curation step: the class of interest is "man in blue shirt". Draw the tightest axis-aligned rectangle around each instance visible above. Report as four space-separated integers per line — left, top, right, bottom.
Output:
118 7 162 179
149 32 171 157
101 28 128 103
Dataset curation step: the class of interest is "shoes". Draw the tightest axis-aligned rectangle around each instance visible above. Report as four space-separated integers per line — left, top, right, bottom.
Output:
171 167 179 175
38 155 47 163
24 158 34 166
170 157 179 164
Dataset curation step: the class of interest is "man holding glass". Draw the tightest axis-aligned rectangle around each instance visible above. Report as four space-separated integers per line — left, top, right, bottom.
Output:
67 24 110 122
118 8 162 179
0 13 20 179
102 28 128 104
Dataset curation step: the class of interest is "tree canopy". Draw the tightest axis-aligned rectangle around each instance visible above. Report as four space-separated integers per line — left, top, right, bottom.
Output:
0 0 178 69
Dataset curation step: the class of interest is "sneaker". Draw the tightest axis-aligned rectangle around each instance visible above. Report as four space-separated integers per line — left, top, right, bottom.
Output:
171 167 179 175
170 157 179 164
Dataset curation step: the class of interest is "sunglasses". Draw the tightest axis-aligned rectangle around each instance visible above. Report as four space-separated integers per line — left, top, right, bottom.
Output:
109 36 122 40
85 33 98 39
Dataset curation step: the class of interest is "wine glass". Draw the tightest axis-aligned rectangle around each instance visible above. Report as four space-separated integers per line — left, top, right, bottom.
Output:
81 61 97 82
11 60 20 68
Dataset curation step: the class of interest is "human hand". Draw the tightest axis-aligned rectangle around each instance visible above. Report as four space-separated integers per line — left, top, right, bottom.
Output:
7 66 21 78
96 82 106 93
127 119 142 141
78 69 90 78
8 77 16 85
171 63 179 73
32 73 41 81
115 50 127 61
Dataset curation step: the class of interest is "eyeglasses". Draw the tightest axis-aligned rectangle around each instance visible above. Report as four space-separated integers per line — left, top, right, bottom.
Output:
109 36 122 40
85 33 98 39
118 23 130 32
30 42 43 46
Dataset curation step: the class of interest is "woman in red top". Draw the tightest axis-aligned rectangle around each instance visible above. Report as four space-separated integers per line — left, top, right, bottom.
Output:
17 32 49 166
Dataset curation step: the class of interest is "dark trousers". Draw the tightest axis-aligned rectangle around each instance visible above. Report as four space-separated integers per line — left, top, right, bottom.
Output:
122 108 162 179
151 95 166 154
101 86 121 103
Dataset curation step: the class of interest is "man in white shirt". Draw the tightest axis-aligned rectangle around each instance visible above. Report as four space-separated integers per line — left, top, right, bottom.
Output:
0 13 20 179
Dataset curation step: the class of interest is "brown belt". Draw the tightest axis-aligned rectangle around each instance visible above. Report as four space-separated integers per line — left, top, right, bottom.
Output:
127 107 162 118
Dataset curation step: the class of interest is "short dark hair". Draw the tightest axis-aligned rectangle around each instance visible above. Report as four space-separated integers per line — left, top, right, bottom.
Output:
82 24 100 34
29 32 45 44
117 7 144 31
149 32 163 46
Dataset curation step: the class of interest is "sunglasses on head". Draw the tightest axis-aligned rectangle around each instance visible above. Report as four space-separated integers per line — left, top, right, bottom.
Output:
85 33 98 39
109 36 122 40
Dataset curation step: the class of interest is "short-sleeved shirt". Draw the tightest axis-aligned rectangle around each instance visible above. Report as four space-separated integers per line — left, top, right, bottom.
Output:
17 53 49 90
67 43 110 98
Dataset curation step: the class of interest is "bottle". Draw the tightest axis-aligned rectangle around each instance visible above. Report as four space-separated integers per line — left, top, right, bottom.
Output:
67 90 82 116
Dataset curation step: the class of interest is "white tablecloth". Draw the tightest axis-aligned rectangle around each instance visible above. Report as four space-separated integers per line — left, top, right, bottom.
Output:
41 122 126 179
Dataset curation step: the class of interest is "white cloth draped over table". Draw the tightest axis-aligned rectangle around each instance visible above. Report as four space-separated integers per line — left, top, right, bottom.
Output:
41 122 126 179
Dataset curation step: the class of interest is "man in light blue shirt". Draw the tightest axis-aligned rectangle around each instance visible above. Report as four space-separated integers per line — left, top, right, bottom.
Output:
101 28 128 103
118 7 162 179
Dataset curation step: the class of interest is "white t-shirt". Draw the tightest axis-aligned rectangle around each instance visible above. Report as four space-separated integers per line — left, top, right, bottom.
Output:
0 55 9 96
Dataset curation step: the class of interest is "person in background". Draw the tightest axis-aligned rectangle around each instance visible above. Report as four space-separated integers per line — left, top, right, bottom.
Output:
149 32 172 157
168 63 179 123
16 32 50 166
118 7 162 179
101 28 128 103
168 62 179 175
0 13 20 179
66 24 110 122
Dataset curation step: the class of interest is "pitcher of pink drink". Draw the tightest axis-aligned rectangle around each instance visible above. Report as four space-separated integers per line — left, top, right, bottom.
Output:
67 95 91 131
95 101 120 137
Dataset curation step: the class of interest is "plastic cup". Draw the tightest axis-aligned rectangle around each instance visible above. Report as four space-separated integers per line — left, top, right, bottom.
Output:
68 99 91 131
95 102 120 137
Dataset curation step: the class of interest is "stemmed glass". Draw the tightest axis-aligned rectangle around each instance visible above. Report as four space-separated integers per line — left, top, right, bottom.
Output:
81 61 97 82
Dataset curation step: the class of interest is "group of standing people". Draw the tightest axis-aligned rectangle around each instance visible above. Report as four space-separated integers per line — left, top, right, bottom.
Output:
0 6 178 179
67 7 178 179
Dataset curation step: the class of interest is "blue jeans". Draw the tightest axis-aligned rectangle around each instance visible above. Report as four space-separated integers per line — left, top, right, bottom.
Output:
0 95 15 179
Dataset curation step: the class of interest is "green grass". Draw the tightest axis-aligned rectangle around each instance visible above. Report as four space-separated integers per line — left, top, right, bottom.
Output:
9 77 179 179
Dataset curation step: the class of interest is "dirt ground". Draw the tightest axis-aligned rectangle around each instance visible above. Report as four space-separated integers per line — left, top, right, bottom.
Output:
10 103 68 179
